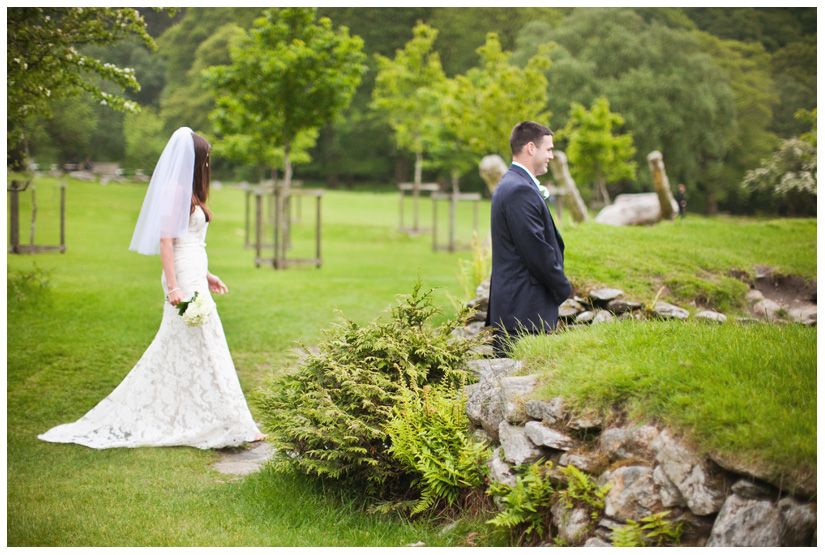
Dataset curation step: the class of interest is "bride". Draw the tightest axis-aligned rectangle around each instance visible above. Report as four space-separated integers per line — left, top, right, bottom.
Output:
39 127 265 449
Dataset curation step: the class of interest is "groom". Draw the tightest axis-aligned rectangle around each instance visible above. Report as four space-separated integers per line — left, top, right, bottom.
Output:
485 121 572 356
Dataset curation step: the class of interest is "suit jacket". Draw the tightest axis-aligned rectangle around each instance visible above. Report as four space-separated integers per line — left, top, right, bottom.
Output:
486 164 572 334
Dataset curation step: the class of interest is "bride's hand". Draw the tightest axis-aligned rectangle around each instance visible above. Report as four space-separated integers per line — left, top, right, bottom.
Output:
207 273 228 295
167 288 186 306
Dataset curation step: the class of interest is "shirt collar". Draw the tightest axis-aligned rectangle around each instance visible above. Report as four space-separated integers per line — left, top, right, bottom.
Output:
511 161 541 188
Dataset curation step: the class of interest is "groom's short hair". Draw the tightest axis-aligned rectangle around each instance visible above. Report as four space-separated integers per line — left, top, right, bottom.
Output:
510 121 554 156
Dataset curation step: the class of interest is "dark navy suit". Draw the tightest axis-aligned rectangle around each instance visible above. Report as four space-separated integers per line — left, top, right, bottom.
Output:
486 164 572 347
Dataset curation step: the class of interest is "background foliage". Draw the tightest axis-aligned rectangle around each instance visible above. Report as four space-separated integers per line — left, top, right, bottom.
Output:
15 7 816 215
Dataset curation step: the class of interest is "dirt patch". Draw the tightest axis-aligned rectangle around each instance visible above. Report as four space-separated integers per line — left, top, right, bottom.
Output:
752 264 817 311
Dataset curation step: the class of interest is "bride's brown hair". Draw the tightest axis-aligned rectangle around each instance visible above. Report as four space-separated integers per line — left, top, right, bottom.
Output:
191 132 213 222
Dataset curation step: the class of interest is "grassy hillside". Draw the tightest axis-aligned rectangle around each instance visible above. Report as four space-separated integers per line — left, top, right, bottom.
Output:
7 177 816 545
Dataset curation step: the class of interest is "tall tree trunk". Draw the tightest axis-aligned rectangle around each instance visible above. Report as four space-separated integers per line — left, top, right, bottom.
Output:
413 149 423 231
597 175 611 205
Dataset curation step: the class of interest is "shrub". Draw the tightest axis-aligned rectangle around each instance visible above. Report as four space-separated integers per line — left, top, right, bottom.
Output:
611 511 685 547
256 279 486 496
385 384 490 514
487 460 555 544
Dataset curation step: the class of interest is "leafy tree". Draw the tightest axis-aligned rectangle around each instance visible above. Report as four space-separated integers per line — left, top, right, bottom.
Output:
514 9 737 212
559 96 637 205
122 106 167 171
371 22 447 191
205 7 366 186
7 7 162 164
742 110 816 217
443 33 552 163
692 31 780 213
428 7 568 77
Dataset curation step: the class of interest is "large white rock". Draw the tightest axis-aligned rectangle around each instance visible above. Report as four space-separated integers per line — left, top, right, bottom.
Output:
594 193 679 227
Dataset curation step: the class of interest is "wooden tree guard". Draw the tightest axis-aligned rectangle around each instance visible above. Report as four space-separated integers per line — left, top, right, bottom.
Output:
8 180 67 254
398 182 439 235
252 184 322 269
243 180 303 249
431 181 481 252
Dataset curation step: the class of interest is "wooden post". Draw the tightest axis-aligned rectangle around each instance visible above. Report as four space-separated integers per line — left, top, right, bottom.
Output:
30 185 37 247
255 194 263 267
432 197 438 250
244 187 251 247
9 186 20 252
315 195 322 268
59 181 66 249
648 151 676 220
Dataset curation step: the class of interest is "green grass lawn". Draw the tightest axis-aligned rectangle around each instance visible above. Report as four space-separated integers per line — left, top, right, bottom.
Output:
7 177 817 545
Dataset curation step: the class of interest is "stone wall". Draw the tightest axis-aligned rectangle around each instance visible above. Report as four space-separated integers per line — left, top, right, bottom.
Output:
463 357 816 547
457 274 816 546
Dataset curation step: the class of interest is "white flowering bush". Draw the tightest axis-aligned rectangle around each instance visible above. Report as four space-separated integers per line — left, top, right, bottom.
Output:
742 138 816 216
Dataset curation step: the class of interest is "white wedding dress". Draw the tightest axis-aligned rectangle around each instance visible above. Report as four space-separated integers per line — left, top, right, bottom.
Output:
39 207 262 449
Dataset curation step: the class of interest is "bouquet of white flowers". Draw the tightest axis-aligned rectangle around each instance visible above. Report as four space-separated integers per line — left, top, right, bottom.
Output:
175 291 216 327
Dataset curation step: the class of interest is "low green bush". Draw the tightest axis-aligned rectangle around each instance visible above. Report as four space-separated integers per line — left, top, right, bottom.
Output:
487 461 556 544
385 384 490 515
256 279 486 496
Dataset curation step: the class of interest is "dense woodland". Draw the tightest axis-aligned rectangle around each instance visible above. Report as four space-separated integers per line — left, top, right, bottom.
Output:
14 7 817 215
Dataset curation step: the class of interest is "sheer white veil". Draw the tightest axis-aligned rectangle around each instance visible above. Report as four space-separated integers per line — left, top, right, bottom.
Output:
129 127 195 255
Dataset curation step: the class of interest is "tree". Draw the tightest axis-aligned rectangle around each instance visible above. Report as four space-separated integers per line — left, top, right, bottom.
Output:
559 96 636 205
442 33 552 163
7 7 163 164
372 22 447 190
514 9 737 212
204 7 366 186
742 109 816 217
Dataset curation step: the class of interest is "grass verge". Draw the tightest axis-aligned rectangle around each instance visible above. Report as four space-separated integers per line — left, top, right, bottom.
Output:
513 319 816 495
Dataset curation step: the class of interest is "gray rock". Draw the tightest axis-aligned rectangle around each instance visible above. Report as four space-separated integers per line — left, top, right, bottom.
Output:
731 479 773 499
753 264 778 279
745 289 765 305
487 447 517 489
567 411 602 431
706 494 783 547
559 451 606 474
596 517 624 541
789 305 817 326
559 298 586 320
606 298 642 314
589 288 624 303
778 496 816 546
653 464 685 507
600 425 660 461
752 298 783 321
575 310 597 324
552 501 592 545
464 358 522 381
651 429 726 516
475 277 490 298
456 320 487 338
653 302 689 320
695 310 727 324
617 311 642 321
212 442 274 476
524 421 578 451
464 381 504 441
499 421 543 466
599 465 664 522
583 537 613 547
591 310 615 325
500 374 539 424
525 397 565 424
594 193 677 227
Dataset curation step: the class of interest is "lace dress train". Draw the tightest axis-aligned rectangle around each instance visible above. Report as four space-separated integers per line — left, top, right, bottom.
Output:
38 207 261 449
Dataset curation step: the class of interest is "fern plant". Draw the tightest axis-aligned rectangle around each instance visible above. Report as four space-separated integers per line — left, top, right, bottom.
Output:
487 460 555 542
557 465 611 521
456 231 491 300
256 279 485 495
612 511 685 547
385 384 490 514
